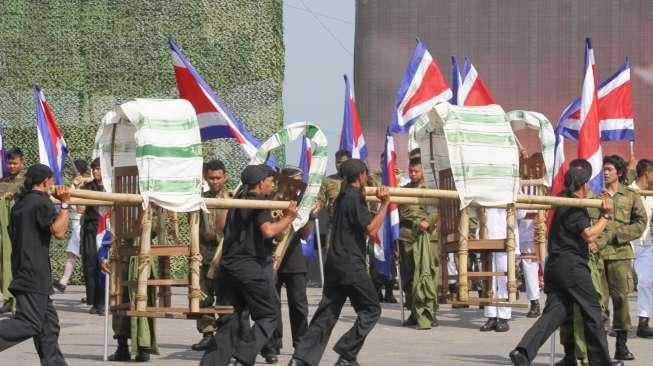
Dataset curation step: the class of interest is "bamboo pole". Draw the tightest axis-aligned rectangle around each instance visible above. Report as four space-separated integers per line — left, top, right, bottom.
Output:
69 189 293 210
136 207 153 312
505 204 517 303
479 207 489 240
189 211 201 313
109 211 120 308
364 187 603 209
157 209 172 307
535 186 548 262
366 195 551 210
51 197 113 206
458 207 469 302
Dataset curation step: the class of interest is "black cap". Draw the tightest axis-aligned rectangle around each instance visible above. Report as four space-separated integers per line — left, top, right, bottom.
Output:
25 164 53 186
240 164 276 186
340 159 368 183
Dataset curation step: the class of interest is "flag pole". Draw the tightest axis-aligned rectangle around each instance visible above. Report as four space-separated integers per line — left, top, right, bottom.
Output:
629 140 635 158
314 218 325 287
103 272 110 361
396 242 405 324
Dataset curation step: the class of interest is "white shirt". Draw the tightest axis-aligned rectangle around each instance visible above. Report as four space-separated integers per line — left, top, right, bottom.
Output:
630 181 653 246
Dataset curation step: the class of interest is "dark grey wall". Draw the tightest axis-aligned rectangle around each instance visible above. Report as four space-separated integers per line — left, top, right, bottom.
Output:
355 0 653 168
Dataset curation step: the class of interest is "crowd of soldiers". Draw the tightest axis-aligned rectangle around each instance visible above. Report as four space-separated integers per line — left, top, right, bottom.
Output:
0 145 651 366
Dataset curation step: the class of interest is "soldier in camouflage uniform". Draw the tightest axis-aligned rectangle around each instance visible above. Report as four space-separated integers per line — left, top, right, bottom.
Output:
0 148 24 314
316 150 350 253
597 155 646 361
191 160 229 351
398 157 439 327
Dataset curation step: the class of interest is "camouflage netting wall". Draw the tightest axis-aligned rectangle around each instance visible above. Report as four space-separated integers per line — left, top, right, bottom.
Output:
0 1 284 283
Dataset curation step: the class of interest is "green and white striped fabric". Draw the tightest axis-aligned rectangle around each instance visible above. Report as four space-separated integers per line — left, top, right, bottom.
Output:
507 110 555 187
94 99 204 212
435 103 520 208
249 122 327 231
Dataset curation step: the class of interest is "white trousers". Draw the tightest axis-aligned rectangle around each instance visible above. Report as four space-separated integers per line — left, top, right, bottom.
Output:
448 253 458 284
519 240 540 301
484 252 511 319
634 245 653 318
65 218 82 256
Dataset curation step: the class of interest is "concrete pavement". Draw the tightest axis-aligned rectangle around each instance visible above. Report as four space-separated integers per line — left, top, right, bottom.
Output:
1 286 651 365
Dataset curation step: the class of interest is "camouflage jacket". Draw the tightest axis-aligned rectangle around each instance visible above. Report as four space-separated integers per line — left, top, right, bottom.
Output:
398 181 436 243
199 189 227 265
317 174 343 221
598 184 647 260
0 172 24 197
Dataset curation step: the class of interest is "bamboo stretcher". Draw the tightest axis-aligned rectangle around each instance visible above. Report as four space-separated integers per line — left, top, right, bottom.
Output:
69 184 644 312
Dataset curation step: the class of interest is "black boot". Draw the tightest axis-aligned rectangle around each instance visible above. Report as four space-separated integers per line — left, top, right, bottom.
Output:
614 330 634 360
554 344 578 366
480 317 498 331
0 300 12 314
376 286 384 302
637 316 653 338
334 356 361 366
553 354 578 366
191 332 214 351
526 299 540 318
108 336 130 361
402 314 417 326
134 347 150 362
495 318 510 332
431 314 439 327
508 348 529 366
383 283 397 303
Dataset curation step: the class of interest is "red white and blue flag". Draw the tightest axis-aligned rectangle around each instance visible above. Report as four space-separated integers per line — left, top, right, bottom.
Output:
375 130 400 278
456 57 495 106
550 123 568 198
96 209 112 263
557 59 634 142
450 56 463 105
339 75 368 160
390 39 452 134
576 38 603 194
169 37 265 160
298 136 316 258
35 84 68 185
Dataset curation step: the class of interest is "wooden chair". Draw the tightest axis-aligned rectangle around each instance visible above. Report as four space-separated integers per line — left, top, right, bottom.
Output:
439 168 522 307
109 166 231 319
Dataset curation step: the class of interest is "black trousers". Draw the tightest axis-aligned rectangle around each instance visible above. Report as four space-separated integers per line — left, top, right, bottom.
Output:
263 272 309 355
80 220 103 308
292 276 381 366
200 259 278 366
0 291 66 365
515 270 611 366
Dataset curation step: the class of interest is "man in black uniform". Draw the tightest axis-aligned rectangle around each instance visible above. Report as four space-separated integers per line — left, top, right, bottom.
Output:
201 164 298 366
262 166 317 363
288 159 390 366
80 158 105 314
0 164 71 365
509 159 622 366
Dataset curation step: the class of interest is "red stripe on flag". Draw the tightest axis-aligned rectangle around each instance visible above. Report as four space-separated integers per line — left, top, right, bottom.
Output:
401 62 448 115
173 66 217 114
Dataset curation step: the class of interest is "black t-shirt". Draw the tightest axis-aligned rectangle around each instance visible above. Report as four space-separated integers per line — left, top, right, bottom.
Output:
221 191 274 266
544 192 592 290
279 233 308 274
81 180 104 225
324 185 373 285
9 190 57 295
